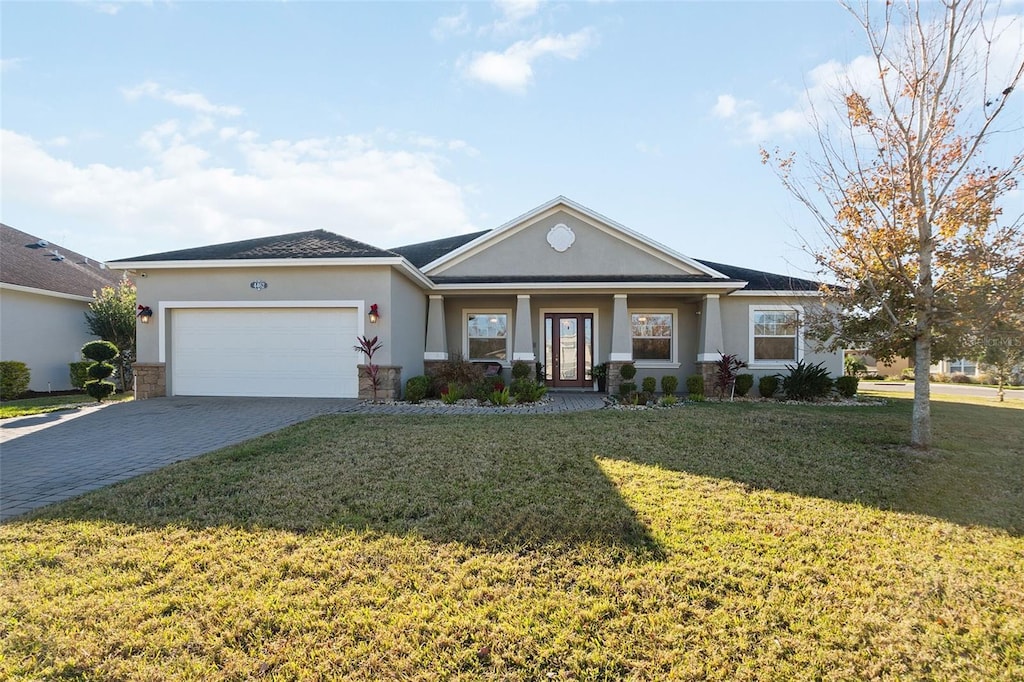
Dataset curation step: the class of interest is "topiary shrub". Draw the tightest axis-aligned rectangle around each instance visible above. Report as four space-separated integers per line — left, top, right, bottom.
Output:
781 360 833 401
82 340 119 402
759 375 779 398
619 381 637 398
69 361 91 390
661 374 678 395
404 375 430 403
735 373 754 397
0 361 31 400
511 361 532 380
619 363 637 381
836 375 859 398
685 374 704 399
641 376 657 394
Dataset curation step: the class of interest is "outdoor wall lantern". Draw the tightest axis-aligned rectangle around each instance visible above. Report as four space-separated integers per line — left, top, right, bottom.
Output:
368 303 380 324
137 305 154 324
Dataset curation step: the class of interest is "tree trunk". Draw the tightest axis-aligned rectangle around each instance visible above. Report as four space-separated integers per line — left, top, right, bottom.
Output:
912 335 932 449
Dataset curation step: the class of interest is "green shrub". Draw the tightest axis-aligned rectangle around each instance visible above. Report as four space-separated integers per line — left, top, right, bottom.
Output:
511 361 532 380
619 363 637 381
844 355 867 376
661 375 678 395
759 375 780 398
685 374 704 398
69 361 91 389
836 375 859 398
488 386 511 406
404 375 430 403
619 381 637 398
0 361 31 400
782 361 834 401
641 376 657 394
440 383 464 404
82 341 120 403
511 378 547 403
473 375 505 401
735 373 754 397
901 368 915 380
81 340 119 363
659 395 678 407
429 353 484 397
950 373 975 384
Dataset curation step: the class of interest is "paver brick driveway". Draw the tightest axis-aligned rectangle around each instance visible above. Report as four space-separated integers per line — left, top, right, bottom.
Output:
0 397 355 521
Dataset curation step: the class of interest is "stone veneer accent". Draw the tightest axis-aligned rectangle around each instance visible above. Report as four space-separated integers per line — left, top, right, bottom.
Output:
606 361 633 397
358 365 402 401
133 363 167 400
696 361 717 396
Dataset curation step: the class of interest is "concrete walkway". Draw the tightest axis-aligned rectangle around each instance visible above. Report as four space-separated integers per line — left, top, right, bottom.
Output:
0 393 606 521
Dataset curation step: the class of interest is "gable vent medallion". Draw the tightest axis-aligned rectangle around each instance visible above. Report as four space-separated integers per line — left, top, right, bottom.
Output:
546 223 575 253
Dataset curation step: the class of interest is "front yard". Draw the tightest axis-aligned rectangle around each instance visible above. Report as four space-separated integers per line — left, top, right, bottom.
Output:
2 397 1022 680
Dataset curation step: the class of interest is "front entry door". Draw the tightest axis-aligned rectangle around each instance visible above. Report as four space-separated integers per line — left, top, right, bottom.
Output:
544 313 594 388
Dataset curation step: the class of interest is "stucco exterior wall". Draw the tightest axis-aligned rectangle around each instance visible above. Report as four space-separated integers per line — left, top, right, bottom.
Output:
387 271 427 386
719 295 843 383
0 288 96 391
435 210 699 278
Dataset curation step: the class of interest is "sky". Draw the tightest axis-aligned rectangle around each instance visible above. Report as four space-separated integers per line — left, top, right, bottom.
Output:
2 0 1021 279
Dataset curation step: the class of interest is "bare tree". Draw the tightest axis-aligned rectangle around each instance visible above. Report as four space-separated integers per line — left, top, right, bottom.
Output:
764 0 1024 448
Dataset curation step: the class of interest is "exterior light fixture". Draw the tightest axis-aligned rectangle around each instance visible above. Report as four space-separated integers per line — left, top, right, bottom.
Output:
137 305 154 324
368 303 380 324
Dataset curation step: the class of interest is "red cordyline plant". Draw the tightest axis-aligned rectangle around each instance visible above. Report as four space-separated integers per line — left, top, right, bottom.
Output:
354 335 383 402
714 352 748 399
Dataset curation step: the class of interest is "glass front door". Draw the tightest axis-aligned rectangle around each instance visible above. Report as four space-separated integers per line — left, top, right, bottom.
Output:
544 313 594 388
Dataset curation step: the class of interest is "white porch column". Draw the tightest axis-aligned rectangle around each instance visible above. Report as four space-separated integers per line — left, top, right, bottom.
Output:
696 294 724 362
424 295 448 360
610 294 632 361
513 295 535 361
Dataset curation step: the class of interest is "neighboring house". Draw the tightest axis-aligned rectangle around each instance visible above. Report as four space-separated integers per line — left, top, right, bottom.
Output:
108 197 841 399
0 224 122 392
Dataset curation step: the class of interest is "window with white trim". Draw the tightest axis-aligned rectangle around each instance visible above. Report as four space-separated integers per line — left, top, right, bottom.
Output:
751 308 800 363
631 312 674 362
466 312 509 361
949 358 978 376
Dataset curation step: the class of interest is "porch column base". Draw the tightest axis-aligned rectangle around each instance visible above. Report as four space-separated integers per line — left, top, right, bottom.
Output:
133 363 166 400
606 361 635 396
696 361 717 395
359 364 402 401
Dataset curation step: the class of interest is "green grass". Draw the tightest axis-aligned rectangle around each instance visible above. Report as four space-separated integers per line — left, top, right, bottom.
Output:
0 392 133 419
2 398 1022 680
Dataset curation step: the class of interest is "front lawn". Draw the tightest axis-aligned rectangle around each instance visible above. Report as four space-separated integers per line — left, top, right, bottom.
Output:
2 398 1022 680
0 391 133 419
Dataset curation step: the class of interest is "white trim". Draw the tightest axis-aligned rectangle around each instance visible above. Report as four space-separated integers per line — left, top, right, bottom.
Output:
537 307 601 382
158 300 365 363
428 294 445 300
696 352 721 363
424 351 449 361
629 308 678 366
463 308 513 364
108 257 435 290
614 293 628 299
517 294 531 300
729 290 822 297
747 304 805 369
422 196 730 278
432 280 746 292
609 352 633 362
0 282 94 302
513 352 537 361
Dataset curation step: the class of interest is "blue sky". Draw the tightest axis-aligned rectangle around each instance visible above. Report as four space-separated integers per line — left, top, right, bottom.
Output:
1 1 1020 278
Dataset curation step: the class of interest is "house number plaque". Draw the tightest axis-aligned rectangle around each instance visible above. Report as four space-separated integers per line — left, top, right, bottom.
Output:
250 280 269 290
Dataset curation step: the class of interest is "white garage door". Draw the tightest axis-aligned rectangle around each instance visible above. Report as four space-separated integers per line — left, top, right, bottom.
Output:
171 308 359 398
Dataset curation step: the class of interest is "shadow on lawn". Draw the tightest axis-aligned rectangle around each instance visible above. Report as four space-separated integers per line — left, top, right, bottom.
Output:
29 414 667 559
599 398 1024 536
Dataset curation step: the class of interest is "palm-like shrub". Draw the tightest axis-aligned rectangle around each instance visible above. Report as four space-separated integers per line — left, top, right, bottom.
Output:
781 361 834 401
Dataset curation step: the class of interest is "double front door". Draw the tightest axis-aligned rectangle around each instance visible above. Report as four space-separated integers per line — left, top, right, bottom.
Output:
544 313 594 388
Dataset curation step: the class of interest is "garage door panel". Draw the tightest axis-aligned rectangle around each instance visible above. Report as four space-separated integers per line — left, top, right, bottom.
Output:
171 308 359 398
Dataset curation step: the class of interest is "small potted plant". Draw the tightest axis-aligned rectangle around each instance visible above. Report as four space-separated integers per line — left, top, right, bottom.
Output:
592 363 608 392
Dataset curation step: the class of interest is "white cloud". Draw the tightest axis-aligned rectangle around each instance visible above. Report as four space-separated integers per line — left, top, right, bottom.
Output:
711 94 739 119
496 0 541 23
0 126 477 260
1 58 25 72
461 28 596 93
432 7 471 40
122 81 243 118
634 142 662 157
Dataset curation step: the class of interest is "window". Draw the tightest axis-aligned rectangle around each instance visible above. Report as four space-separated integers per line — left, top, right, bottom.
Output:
631 312 673 362
751 308 800 363
949 358 977 376
466 312 508 361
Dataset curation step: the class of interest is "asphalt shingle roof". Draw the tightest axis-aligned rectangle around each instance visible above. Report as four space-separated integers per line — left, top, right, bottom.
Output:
1 224 121 297
390 230 491 268
111 229 397 263
693 259 821 292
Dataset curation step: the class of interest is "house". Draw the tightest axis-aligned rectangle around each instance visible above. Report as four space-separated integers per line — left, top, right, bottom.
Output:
107 197 841 399
0 224 122 392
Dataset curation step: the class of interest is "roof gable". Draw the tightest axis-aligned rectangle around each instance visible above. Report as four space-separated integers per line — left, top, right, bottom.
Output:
422 197 727 280
111 229 397 263
0 224 121 298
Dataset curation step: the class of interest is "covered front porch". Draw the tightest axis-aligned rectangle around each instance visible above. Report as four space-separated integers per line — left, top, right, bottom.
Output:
422 289 734 393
